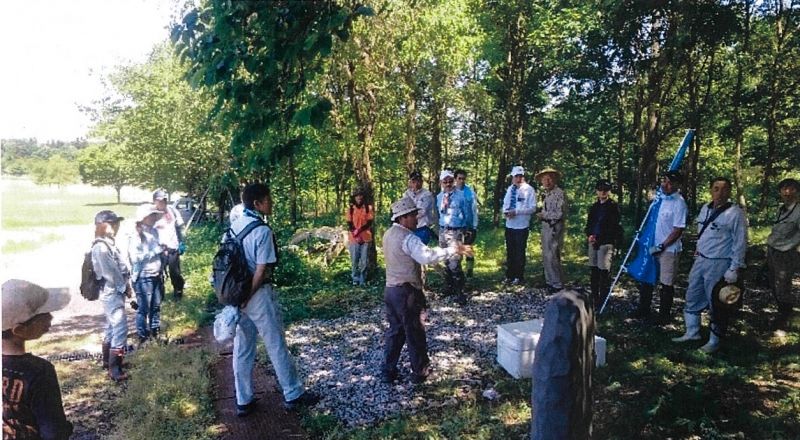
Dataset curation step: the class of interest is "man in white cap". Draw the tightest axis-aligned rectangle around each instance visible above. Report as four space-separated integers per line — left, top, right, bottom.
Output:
382 197 473 384
2 279 73 439
536 167 568 293
502 166 536 285
436 169 472 305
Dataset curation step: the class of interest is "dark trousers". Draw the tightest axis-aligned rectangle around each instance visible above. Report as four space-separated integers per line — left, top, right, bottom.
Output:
164 249 185 294
383 285 429 377
505 227 529 280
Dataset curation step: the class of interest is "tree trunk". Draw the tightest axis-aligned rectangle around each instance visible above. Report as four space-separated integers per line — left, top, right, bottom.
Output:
615 91 626 203
115 185 122 204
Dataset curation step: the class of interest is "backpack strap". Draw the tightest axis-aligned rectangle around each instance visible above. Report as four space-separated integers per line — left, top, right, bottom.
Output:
697 202 733 241
234 219 266 244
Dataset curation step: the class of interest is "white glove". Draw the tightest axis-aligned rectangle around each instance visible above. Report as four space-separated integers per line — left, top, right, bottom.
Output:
724 269 738 284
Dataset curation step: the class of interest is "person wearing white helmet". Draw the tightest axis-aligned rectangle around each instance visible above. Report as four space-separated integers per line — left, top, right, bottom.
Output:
127 203 164 343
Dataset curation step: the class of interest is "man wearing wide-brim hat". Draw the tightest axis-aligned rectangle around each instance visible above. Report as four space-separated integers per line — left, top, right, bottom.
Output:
381 197 473 385
535 167 567 293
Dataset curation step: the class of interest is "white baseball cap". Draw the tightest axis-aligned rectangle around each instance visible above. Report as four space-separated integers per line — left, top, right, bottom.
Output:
2 279 71 331
440 170 455 181
135 203 164 223
509 166 525 176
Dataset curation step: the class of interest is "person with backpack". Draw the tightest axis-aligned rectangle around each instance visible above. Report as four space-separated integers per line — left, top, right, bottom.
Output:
228 183 319 417
91 210 133 381
153 189 186 300
673 177 748 353
128 203 164 344
346 189 374 286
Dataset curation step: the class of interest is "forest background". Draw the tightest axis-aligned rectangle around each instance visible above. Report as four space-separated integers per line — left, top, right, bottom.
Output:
2 0 798 229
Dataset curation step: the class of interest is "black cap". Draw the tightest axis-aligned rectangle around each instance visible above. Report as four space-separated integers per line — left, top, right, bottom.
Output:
778 178 800 191
595 179 612 191
409 171 422 181
94 210 124 225
661 170 683 184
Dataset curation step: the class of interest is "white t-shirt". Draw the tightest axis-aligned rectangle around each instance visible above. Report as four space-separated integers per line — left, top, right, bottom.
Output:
155 205 184 250
654 193 688 253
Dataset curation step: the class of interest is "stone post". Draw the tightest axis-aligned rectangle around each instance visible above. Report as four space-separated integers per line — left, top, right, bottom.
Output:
531 290 594 440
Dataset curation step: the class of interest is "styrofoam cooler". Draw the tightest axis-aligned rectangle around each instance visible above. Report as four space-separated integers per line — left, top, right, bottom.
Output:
496 319 607 379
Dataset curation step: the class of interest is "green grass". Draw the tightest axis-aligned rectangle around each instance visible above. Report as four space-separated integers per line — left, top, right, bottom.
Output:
1 177 146 229
1 232 63 254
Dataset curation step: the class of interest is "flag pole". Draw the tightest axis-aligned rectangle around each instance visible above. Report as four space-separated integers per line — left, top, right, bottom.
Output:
598 129 695 315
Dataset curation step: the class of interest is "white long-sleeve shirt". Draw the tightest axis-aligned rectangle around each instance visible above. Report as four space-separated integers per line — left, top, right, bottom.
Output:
695 201 748 270
502 182 536 229
400 227 457 264
404 188 437 229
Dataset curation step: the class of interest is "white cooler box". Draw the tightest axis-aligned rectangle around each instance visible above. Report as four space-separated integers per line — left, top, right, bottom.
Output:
496 319 607 379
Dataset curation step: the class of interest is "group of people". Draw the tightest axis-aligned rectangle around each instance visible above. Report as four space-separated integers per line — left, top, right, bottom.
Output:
84 190 188 381
2 171 798 436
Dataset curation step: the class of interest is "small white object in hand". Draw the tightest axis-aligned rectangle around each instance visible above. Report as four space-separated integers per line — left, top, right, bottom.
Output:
213 305 240 343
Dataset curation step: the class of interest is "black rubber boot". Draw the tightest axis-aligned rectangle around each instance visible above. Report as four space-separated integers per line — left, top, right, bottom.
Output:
633 283 654 318
589 267 600 306
597 269 610 310
773 302 794 330
108 348 129 382
101 341 110 369
658 284 674 324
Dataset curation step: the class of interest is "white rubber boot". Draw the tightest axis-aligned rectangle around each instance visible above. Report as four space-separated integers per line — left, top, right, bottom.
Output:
699 331 720 353
672 313 702 342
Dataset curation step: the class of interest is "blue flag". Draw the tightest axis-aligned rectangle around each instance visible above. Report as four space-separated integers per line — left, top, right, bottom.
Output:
625 129 694 285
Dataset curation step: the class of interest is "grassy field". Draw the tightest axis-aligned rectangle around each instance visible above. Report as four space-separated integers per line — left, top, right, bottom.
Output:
1 176 150 230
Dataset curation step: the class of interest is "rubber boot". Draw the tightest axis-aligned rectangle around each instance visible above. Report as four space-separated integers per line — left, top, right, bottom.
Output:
101 341 110 369
772 302 793 330
589 267 600 306
633 283 653 318
598 270 611 308
108 348 129 381
672 313 702 342
465 256 475 278
453 273 467 306
699 325 720 353
658 284 674 324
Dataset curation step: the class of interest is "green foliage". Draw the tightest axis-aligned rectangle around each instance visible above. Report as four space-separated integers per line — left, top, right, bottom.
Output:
27 155 80 187
77 143 134 201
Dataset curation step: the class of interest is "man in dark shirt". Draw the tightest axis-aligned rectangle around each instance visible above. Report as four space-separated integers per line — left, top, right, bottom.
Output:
585 179 623 310
2 279 73 440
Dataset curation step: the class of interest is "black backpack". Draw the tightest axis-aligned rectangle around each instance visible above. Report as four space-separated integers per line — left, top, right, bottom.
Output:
212 220 266 306
80 239 110 301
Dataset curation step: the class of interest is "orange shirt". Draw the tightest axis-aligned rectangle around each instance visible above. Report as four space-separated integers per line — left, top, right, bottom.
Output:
346 204 374 243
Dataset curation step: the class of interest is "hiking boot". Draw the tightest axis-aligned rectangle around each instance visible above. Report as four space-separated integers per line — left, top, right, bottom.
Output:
236 398 259 417
284 391 320 411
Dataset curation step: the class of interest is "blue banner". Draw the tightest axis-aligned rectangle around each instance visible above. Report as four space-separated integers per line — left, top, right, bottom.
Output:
625 129 694 285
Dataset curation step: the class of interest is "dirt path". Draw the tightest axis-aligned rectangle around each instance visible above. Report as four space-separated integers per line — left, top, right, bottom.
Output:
198 327 308 440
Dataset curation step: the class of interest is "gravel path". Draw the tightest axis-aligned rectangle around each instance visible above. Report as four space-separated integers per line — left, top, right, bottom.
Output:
287 287 556 427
